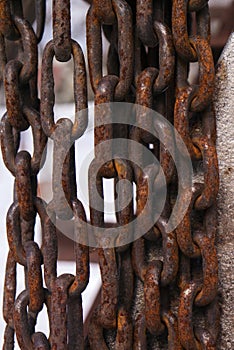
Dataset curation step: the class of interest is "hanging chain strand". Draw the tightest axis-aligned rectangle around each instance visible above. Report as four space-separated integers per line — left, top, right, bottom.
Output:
0 0 220 349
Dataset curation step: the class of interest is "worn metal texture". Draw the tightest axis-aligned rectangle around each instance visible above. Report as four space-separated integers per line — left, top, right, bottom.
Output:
0 0 224 349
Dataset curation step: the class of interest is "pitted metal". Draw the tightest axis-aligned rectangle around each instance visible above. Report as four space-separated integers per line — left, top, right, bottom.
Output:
0 0 219 349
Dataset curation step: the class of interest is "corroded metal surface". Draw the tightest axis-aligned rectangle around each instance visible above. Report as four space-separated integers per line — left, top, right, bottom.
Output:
0 0 220 349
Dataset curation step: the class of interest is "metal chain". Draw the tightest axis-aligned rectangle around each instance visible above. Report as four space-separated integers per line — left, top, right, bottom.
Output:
0 0 220 349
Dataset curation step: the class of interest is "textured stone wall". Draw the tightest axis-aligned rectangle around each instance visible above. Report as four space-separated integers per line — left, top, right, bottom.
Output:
214 32 234 350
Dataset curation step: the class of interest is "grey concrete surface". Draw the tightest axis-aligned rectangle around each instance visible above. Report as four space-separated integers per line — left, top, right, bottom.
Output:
214 31 234 350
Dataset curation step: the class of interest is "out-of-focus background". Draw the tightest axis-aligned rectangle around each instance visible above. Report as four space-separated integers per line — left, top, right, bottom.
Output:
0 0 233 348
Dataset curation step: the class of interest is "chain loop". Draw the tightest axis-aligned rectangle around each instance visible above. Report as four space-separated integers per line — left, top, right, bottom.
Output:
87 0 134 101
136 0 158 47
92 0 116 24
52 0 71 62
41 39 88 139
0 0 20 40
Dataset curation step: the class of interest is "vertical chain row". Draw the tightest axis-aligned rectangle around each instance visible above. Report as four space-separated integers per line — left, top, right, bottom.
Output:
0 1 46 347
172 1 220 348
0 1 90 348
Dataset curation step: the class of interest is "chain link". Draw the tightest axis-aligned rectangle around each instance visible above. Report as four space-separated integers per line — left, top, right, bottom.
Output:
0 0 220 348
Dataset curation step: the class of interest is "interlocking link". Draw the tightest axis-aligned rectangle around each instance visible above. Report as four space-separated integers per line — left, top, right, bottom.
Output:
40 39 88 139
52 0 71 62
92 0 116 24
35 0 46 42
172 0 198 61
0 0 220 349
0 0 20 40
136 0 158 47
87 0 134 101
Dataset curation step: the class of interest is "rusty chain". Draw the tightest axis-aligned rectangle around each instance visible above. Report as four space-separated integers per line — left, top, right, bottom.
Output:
0 0 220 349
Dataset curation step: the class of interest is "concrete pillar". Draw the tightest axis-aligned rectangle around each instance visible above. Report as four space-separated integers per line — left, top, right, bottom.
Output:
214 32 234 349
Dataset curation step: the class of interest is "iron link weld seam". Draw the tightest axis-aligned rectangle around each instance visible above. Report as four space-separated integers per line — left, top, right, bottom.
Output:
0 0 220 349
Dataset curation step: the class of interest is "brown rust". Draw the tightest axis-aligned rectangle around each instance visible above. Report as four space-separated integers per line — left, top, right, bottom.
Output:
15 151 35 221
40 40 88 139
144 261 165 335
67 296 84 349
193 137 219 211
52 0 71 62
178 282 202 350
172 0 197 61
114 158 133 250
88 307 108 350
87 0 134 101
69 199 89 296
115 307 133 349
0 0 220 348
190 37 215 113
98 242 119 329
174 85 202 160
0 0 19 40
14 290 34 349
24 241 44 313
157 218 179 286
4 60 28 131
50 274 74 350
32 332 50 350
6 202 26 266
14 16 38 84
136 0 158 47
176 186 202 258
3 252 16 329
162 311 183 350
93 0 116 24
188 0 208 12
194 206 218 307
153 21 175 93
